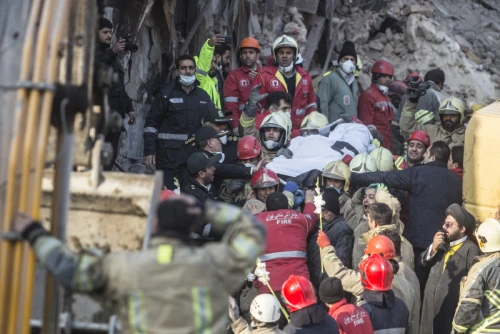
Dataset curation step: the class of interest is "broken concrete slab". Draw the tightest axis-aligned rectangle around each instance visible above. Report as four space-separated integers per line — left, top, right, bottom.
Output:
385 28 393 42
455 35 473 52
466 49 482 64
404 5 434 18
369 41 384 51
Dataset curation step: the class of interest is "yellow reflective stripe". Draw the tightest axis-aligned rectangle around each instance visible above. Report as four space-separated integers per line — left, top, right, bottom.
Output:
295 72 303 88
395 157 405 170
401 111 414 118
240 116 255 128
323 70 332 77
452 320 469 333
231 234 258 261
485 290 500 309
192 287 212 334
75 254 99 292
128 291 148 334
274 71 288 92
157 245 173 264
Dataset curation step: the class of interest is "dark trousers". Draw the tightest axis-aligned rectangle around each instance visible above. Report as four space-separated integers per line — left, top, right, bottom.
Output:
161 168 176 190
413 246 430 302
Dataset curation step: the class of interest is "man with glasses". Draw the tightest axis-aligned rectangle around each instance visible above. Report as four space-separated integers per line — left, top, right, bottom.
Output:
358 59 396 151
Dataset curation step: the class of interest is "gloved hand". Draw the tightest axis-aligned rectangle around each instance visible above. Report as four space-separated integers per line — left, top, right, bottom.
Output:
227 179 246 194
370 183 388 193
284 181 300 194
317 230 331 248
339 114 353 123
293 190 305 209
276 147 293 159
367 125 383 143
244 84 268 117
228 296 240 322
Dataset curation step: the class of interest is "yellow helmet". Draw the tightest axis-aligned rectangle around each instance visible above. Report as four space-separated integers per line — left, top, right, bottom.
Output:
272 35 299 61
471 103 485 113
259 111 292 151
439 97 466 124
322 160 351 191
369 148 394 172
476 218 500 253
300 112 328 136
353 56 363 78
350 153 378 173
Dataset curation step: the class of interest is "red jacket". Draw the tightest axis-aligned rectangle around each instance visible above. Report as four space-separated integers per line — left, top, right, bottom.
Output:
358 83 395 150
223 65 264 129
258 65 317 138
328 298 374 334
254 203 317 293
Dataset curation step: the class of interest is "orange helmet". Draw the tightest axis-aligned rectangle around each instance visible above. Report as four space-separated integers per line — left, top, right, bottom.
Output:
281 275 317 312
251 168 279 189
371 60 394 76
239 37 261 52
237 136 262 160
364 235 395 260
408 130 431 148
359 253 393 291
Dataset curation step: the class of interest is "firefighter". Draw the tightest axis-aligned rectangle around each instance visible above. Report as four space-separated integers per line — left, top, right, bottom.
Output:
358 60 396 151
322 160 352 216
299 111 329 137
13 196 266 333
243 168 280 214
369 147 395 172
281 275 340 333
229 294 285 333
257 35 317 138
394 130 431 170
223 37 264 131
452 217 500 333
349 153 378 174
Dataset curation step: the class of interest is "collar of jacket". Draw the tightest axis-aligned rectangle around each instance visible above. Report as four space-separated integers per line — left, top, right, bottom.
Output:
149 233 190 247
328 298 348 314
472 251 500 265
361 224 398 243
239 64 262 73
174 79 201 93
424 160 448 168
98 41 111 52
189 177 210 192
289 304 326 328
362 289 395 308
324 215 345 229
263 64 310 77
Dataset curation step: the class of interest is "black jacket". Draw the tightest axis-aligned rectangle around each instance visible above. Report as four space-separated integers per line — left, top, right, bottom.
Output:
283 304 340 334
307 216 354 289
350 161 462 248
358 290 409 334
181 177 218 205
143 81 212 169
95 42 133 117
420 239 481 334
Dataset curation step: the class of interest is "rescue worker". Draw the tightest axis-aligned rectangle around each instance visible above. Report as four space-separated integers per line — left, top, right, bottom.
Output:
357 254 410 333
369 147 394 172
448 145 464 178
144 54 212 190
388 80 407 156
307 188 354 290
317 41 360 122
183 151 220 204
358 59 396 150
349 153 378 174
321 160 352 217
298 111 328 137
420 203 481 334
400 94 467 147
229 294 285 334
350 140 463 295
96 18 136 170
243 168 280 214
257 35 317 138
394 130 430 170
250 90 293 132
194 34 227 108
319 277 374 334
219 136 262 206
13 195 266 334
254 190 317 296
224 37 264 130
452 217 500 333
281 275 340 333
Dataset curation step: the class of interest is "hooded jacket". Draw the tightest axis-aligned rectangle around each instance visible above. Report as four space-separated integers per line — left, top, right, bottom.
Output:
317 68 359 122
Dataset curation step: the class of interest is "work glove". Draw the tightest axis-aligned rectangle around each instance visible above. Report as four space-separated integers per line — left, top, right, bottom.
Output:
339 114 353 123
369 183 388 193
226 179 246 194
284 181 300 194
317 230 331 249
276 147 293 159
367 125 383 144
293 190 305 209
244 84 268 117
228 296 240 322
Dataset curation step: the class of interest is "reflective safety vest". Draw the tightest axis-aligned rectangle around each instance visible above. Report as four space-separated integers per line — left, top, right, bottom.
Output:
394 155 408 170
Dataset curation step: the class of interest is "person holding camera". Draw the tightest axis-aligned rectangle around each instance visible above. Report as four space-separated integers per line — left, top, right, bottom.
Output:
96 18 136 170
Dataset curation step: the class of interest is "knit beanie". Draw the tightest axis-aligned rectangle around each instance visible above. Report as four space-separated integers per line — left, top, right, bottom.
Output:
319 277 344 304
338 41 357 62
322 188 341 216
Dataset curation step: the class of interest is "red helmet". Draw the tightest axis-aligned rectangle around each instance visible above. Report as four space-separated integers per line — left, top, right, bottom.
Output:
251 168 279 189
281 275 317 312
407 130 431 148
239 37 261 52
359 253 393 291
403 72 422 85
364 235 395 260
237 136 262 160
160 190 176 201
388 80 407 97
371 60 394 76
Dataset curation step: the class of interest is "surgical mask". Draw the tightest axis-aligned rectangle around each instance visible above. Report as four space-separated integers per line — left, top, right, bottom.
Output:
179 75 196 86
341 60 355 74
377 84 389 95
279 63 294 73
264 140 280 150
219 135 228 145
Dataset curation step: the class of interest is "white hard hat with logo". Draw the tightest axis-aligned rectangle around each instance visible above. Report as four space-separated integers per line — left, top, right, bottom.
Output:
250 294 281 323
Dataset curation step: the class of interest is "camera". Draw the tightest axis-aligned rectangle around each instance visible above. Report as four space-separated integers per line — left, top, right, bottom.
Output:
406 78 429 99
122 34 138 53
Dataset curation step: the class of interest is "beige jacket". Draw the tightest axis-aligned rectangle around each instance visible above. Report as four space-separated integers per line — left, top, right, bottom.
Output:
240 112 277 162
400 100 465 147
393 266 420 334
231 317 286 333
339 192 352 218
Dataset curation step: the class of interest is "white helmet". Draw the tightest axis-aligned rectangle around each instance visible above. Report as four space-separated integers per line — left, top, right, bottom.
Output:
476 218 500 253
250 294 281 323
272 35 299 62
349 153 378 173
370 148 394 172
259 111 292 151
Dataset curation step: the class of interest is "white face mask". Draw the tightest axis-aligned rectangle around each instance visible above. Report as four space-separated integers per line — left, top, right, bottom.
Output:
341 59 355 74
179 75 196 86
377 84 389 95
219 135 228 145
279 63 294 73
264 140 280 150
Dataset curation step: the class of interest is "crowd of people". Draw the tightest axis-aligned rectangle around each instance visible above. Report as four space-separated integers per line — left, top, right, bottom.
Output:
14 17 500 334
